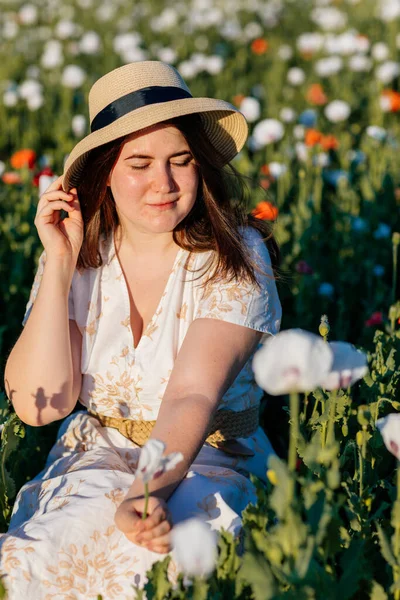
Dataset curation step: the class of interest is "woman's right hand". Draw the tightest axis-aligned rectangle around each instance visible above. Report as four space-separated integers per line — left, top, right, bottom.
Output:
34 175 84 263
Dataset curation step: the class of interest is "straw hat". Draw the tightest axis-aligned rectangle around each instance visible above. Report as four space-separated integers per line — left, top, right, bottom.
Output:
62 61 248 192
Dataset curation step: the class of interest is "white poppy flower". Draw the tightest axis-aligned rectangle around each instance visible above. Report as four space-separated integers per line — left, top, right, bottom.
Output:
79 31 101 55
61 65 86 88
3 19 18 40
178 60 198 79
171 518 218 577
325 32 359 56
39 174 58 197
18 79 42 100
366 125 387 141
19 4 38 25
243 21 263 41
311 7 347 31
252 328 334 395
96 3 116 22
293 125 305 140
55 20 77 40
355 35 370 53
314 152 330 167
322 342 368 390
41 40 63 70
269 162 287 178
280 107 296 122
157 47 177 64
252 119 284 149
371 42 390 62
136 439 184 484
380 95 392 112
278 44 293 60
295 142 308 162
3 90 18 107
0 161 5 177
71 115 86 137
113 33 142 54
296 32 324 55
376 61 400 84
287 67 306 86
379 0 400 22
324 100 351 123
239 97 261 123
349 54 372 72
27 94 44 111
122 47 149 64
204 55 224 75
315 56 343 77
376 414 400 460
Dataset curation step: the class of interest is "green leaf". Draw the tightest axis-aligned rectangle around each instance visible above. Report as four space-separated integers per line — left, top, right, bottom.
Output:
0 414 25 522
141 555 172 600
238 535 277 600
0 577 7 599
376 523 397 567
370 581 388 600
336 539 367 600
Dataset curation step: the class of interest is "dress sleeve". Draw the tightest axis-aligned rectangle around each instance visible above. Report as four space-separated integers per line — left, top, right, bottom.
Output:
194 226 282 340
22 249 75 327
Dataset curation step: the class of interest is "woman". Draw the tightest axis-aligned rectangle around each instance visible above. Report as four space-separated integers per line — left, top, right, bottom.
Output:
1 61 281 598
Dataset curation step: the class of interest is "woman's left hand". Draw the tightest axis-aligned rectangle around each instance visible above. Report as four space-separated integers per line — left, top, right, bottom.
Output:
114 495 173 554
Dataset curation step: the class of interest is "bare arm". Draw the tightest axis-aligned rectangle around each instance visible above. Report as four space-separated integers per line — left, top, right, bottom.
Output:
4 256 82 427
123 317 262 503
4 175 84 427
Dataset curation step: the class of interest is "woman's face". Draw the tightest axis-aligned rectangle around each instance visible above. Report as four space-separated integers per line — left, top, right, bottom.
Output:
108 123 199 236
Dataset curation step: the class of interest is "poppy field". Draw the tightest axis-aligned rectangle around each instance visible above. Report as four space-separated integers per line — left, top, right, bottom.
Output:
1 0 400 597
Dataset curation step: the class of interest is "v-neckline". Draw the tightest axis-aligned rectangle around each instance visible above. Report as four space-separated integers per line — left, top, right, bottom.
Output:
111 230 183 351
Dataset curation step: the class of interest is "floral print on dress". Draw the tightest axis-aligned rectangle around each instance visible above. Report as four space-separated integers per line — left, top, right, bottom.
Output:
3 226 282 598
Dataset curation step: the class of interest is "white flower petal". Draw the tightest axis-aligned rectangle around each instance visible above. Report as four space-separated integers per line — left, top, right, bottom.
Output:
252 328 334 395
172 518 217 577
322 341 368 390
376 414 400 460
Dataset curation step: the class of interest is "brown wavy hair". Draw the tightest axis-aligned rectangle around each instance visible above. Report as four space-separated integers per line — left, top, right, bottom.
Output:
75 113 280 287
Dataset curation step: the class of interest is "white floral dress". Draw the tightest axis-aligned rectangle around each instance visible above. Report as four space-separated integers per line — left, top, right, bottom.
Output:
0 225 281 599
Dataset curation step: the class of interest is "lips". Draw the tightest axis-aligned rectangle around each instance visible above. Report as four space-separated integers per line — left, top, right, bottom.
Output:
147 200 177 207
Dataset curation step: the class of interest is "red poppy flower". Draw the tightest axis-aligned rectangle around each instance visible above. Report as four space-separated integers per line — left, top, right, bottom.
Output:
365 311 383 327
2 171 22 184
251 201 278 221
32 166 55 187
10 148 36 169
251 38 269 55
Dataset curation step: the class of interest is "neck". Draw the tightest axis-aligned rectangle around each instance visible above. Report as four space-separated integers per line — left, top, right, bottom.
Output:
114 224 178 258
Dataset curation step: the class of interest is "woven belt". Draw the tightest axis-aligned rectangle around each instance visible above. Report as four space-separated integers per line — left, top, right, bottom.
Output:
89 405 258 457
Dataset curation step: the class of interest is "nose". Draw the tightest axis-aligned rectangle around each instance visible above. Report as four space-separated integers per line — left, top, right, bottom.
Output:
151 162 176 194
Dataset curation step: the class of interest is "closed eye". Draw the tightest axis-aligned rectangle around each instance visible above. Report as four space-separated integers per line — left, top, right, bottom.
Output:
130 159 193 170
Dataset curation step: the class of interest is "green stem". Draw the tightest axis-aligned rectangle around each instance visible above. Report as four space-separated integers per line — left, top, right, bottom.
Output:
310 397 319 420
142 483 149 521
289 392 299 473
326 390 337 446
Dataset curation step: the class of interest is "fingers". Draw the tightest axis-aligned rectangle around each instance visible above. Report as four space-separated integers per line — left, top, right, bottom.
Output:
135 517 172 543
141 503 171 532
36 187 79 220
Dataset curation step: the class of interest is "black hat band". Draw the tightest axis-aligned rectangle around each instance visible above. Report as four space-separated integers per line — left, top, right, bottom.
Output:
90 86 193 133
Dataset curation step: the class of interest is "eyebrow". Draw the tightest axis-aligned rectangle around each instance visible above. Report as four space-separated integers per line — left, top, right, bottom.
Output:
124 150 192 160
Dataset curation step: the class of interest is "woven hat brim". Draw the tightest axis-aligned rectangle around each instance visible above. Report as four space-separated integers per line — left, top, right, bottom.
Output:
62 97 248 191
